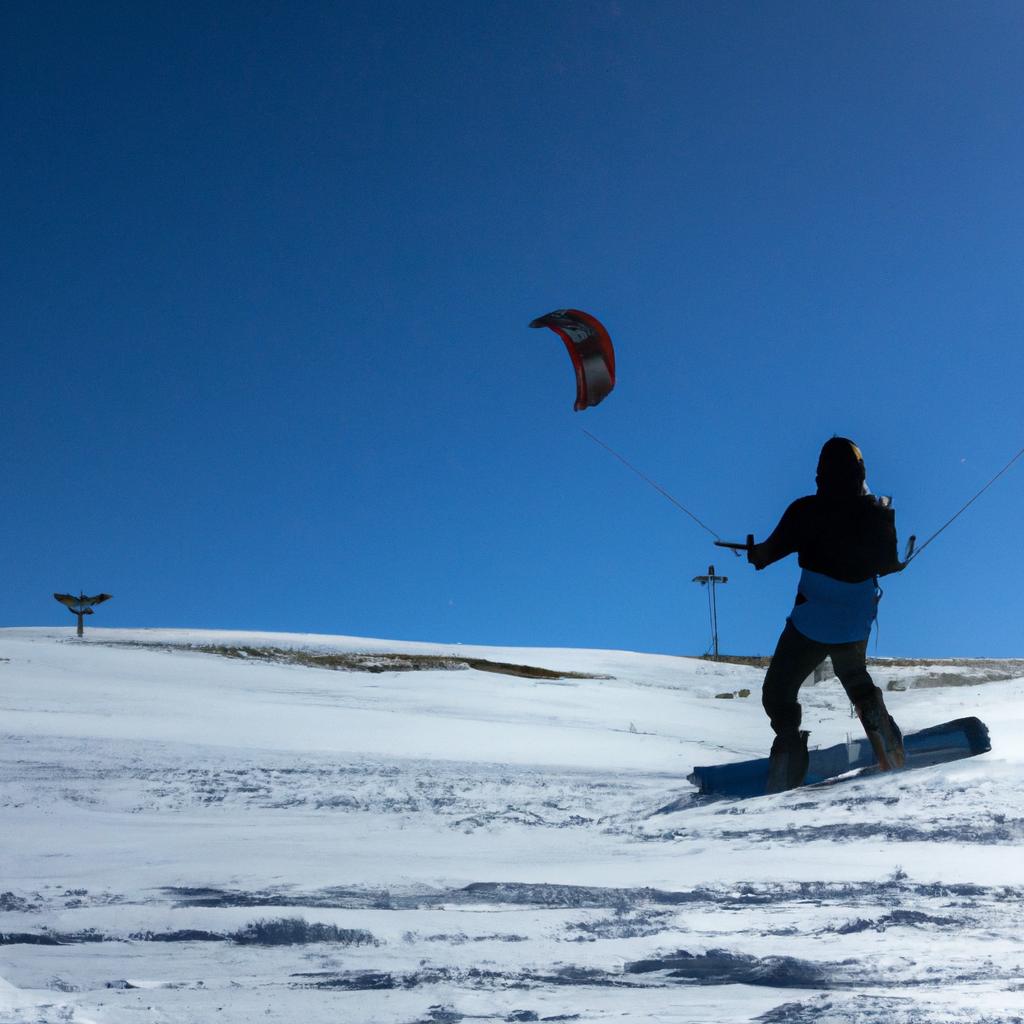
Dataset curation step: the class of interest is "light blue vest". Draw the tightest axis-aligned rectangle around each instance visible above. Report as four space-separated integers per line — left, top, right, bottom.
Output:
788 568 880 644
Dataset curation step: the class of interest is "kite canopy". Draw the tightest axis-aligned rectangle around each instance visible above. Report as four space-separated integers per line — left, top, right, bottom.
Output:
529 309 616 411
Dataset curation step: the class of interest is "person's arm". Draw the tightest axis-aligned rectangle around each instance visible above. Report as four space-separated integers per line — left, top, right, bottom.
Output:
747 499 804 571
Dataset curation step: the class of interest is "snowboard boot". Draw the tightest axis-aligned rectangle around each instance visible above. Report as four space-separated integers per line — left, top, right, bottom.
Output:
855 686 905 770
765 730 810 794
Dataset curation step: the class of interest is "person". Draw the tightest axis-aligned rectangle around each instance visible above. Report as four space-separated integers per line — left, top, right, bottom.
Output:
747 437 906 793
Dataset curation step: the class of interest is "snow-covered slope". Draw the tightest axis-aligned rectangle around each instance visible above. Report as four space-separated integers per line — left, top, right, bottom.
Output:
2 628 1022 1023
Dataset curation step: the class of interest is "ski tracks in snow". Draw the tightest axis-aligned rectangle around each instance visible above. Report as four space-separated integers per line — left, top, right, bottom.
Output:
4 735 1024 1022
2 631 1024 1022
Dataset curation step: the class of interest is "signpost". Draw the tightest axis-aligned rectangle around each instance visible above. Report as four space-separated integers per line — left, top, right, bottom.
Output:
53 592 113 637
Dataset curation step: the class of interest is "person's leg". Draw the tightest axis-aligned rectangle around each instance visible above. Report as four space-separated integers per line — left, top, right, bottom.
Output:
830 639 905 770
762 622 826 791
762 622 827 737
828 638 874 705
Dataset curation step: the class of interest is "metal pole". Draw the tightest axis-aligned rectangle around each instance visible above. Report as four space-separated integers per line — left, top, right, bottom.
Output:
710 574 719 659
692 565 728 661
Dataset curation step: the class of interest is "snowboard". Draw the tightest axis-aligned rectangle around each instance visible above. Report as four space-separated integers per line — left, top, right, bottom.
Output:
684 717 990 800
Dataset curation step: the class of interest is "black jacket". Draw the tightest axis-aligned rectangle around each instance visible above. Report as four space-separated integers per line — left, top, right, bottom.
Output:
750 493 901 583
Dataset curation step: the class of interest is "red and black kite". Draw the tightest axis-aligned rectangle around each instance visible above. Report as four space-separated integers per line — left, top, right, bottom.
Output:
530 309 616 411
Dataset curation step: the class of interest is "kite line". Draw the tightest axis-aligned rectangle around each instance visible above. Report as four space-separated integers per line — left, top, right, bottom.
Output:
905 442 1024 564
584 430 1024 569
582 430 729 546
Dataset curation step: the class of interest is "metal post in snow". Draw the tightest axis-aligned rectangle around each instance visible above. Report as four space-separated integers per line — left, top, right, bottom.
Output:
692 565 728 660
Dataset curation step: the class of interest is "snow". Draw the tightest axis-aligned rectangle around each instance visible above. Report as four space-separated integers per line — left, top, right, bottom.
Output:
2 626 1023 1023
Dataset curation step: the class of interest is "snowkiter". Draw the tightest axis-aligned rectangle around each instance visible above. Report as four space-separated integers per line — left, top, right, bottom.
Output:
747 437 906 792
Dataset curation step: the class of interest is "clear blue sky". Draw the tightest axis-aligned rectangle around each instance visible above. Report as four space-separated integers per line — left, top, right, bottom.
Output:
4 1 1023 657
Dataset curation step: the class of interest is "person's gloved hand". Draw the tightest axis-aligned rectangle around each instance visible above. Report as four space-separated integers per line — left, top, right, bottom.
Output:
745 534 769 570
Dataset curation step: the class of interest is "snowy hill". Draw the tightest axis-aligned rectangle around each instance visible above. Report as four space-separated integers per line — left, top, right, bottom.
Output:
2 627 1023 1024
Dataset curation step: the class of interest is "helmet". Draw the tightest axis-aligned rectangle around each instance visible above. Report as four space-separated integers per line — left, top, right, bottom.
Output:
816 437 866 497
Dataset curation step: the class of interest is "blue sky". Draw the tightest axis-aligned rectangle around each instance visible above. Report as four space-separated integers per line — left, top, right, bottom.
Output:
4 1 1023 656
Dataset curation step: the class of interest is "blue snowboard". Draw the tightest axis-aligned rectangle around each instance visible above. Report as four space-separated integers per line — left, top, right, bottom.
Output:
685 717 991 800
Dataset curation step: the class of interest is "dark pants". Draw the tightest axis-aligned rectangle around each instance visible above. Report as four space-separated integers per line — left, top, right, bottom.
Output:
762 621 875 737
